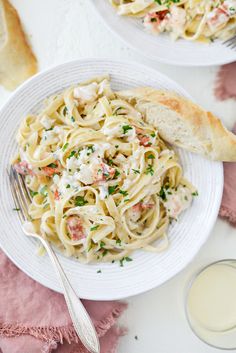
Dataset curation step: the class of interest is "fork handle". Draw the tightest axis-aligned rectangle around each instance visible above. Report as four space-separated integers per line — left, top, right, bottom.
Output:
38 236 100 353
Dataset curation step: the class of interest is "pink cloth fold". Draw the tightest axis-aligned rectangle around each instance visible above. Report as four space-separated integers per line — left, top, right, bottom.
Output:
219 123 236 226
0 250 127 353
215 62 236 101
215 63 236 226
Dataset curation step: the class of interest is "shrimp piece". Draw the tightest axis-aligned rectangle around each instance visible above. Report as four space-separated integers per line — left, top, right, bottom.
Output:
66 216 85 241
93 163 115 183
129 201 154 222
42 161 61 177
136 128 151 147
54 189 60 201
143 10 170 34
207 7 229 32
14 161 34 176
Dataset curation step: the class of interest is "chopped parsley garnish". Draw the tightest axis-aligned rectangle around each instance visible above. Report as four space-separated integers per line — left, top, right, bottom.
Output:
107 158 114 166
45 127 53 131
87 145 95 154
48 162 57 168
132 169 140 174
124 198 130 202
154 0 180 7
112 260 115 264
13 208 20 211
120 256 133 267
122 125 133 134
116 239 121 246
108 185 118 195
159 186 167 201
192 191 199 196
90 225 99 231
66 184 70 189
71 116 75 123
102 249 108 257
115 145 119 149
68 150 76 159
119 190 128 196
97 269 102 273
43 203 49 209
30 190 38 197
100 241 105 248
62 143 69 151
147 154 155 159
184 196 188 201
75 196 88 206
114 169 120 178
63 106 68 115
145 164 154 176
40 185 48 196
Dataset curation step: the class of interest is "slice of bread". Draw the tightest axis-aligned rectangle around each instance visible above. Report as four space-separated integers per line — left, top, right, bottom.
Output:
0 0 37 90
117 87 236 161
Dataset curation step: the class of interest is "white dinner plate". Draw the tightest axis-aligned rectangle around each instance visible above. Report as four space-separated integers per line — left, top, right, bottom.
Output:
90 1 236 66
0 59 223 300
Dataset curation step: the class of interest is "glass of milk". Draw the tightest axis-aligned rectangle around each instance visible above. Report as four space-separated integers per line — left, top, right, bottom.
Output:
185 260 236 349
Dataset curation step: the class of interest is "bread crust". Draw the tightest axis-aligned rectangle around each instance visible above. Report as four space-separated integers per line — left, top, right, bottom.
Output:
0 0 37 90
117 87 236 162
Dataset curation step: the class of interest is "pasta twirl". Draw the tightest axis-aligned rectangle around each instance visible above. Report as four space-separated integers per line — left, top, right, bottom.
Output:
109 0 236 42
12 76 196 263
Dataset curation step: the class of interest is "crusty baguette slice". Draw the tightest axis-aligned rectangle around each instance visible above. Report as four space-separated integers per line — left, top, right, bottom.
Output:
0 0 37 90
117 87 236 162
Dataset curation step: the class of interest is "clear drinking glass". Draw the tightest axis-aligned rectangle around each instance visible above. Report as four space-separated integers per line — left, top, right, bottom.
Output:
185 260 236 350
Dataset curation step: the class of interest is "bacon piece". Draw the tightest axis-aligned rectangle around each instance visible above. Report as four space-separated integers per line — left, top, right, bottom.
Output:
14 161 34 176
132 202 154 212
66 216 85 241
42 160 61 177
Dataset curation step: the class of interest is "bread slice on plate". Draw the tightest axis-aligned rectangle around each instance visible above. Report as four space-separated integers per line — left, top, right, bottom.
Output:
117 87 236 162
0 0 37 90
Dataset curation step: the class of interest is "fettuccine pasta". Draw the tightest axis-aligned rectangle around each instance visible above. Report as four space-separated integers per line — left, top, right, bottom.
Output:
13 76 196 263
109 0 236 42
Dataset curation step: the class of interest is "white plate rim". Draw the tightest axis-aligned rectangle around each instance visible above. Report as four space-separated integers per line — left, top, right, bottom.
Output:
0 58 223 300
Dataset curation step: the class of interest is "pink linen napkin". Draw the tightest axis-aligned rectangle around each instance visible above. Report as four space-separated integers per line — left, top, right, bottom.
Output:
215 63 236 226
215 62 236 101
219 123 236 225
0 250 127 353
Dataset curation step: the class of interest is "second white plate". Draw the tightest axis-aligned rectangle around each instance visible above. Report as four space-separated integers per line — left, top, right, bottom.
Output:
0 59 223 300
90 1 236 66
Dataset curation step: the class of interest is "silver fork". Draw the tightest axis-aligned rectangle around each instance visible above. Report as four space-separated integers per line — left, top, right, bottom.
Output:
8 166 100 353
223 35 236 49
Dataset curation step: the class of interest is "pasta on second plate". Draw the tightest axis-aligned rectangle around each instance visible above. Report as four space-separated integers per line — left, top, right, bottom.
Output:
13 76 196 263
109 0 236 42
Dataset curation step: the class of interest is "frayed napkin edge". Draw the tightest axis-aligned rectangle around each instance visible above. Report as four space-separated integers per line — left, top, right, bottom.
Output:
0 301 128 345
219 205 236 226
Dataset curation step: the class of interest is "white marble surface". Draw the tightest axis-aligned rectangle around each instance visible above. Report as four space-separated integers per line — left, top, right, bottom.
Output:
1 1 236 352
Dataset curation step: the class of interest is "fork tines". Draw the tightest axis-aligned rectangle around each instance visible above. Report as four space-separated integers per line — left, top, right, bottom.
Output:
223 35 236 49
9 166 31 223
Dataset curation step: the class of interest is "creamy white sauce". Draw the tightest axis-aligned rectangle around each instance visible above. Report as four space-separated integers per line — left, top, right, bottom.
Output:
40 115 54 130
98 184 108 200
164 185 192 219
73 83 98 103
77 164 94 185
